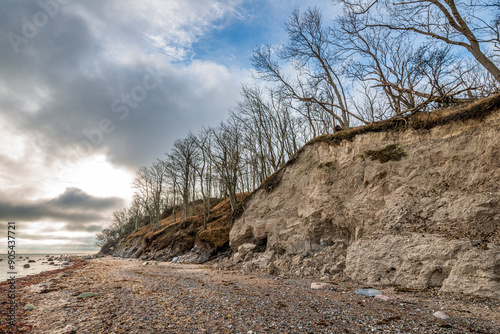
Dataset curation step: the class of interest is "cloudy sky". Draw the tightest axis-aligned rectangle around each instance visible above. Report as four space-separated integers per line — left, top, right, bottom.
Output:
0 0 337 254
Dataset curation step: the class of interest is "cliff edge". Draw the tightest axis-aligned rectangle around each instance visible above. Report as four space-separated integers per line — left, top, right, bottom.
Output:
228 95 500 298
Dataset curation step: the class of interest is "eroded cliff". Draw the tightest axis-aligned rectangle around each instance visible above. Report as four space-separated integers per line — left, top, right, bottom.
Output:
228 96 500 298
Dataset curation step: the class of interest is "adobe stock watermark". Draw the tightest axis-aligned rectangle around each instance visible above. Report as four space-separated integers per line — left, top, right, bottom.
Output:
7 0 71 54
79 67 164 154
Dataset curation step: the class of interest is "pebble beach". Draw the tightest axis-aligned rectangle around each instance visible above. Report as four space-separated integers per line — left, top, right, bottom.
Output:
1 256 499 333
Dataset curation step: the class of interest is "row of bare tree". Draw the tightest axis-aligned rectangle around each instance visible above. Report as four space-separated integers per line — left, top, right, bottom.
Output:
97 1 499 247
254 0 500 128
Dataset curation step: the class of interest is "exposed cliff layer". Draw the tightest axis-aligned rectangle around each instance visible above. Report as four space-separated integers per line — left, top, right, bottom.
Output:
229 96 500 298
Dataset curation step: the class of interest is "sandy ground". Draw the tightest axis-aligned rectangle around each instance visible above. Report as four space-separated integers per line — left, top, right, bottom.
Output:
3 256 499 333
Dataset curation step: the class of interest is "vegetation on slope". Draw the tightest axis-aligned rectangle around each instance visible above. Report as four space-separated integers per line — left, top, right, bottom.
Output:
100 195 247 259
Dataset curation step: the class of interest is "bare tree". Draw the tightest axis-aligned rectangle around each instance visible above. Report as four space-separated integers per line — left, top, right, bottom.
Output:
112 207 129 237
234 85 306 185
252 7 370 128
337 0 500 83
133 166 154 228
128 194 143 231
208 120 243 211
339 16 473 115
133 160 166 231
149 160 166 230
163 159 180 223
194 128 213 229
168 133 199 220
350 81 392 122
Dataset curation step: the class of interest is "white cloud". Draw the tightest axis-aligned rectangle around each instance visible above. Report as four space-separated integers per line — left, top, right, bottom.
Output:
68 0 246 62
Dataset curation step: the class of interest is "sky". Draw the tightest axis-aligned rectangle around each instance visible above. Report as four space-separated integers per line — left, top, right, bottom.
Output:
0 0 339 254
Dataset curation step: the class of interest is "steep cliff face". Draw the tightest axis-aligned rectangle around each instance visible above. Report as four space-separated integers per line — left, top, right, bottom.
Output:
229 97 500 298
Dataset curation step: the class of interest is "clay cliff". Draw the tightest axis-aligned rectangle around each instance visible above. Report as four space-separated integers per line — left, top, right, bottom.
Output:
228 96 500 298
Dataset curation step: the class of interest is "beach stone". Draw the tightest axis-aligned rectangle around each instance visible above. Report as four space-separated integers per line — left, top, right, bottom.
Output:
40 285 60 294
238 243 256 257
355 288 383 297
142 262 149 266
171 257 179 263
311 282 333 290
177 241 215 264
23 304 36 311
374 294 396 302
28 260 36 263
433 311 450 320
77 292 99 299
267 262 277 275
23 264 30 268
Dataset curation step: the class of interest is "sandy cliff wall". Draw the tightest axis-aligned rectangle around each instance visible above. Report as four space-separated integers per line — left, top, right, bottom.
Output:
229 97 500 298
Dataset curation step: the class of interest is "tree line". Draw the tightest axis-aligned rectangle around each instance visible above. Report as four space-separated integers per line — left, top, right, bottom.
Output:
96 0 499 247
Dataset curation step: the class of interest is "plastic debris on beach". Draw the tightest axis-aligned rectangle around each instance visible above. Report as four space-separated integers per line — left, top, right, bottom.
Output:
355 288 383 297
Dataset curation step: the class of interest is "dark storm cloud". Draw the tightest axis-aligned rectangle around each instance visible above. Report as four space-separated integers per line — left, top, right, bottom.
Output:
0 0 244 171
0 187 123 224
21 223 104 238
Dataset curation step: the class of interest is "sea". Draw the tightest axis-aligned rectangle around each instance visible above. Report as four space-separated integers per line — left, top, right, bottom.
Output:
0 254 89 282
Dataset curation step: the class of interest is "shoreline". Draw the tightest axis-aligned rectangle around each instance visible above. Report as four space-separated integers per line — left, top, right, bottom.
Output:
0 254 86 283
0 256 86 334
1 256 498 333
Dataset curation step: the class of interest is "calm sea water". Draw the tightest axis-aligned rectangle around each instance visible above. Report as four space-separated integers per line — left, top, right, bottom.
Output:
0 254 88 282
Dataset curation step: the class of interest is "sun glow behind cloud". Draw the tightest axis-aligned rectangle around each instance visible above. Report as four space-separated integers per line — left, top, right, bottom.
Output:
57 155 134 201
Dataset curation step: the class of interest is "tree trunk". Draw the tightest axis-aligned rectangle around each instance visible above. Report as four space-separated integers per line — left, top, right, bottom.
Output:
173 189 176 223
467 43 500 83
192 174 196 217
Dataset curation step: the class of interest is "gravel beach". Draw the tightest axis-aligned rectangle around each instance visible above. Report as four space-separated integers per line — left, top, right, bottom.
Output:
2 256 499 333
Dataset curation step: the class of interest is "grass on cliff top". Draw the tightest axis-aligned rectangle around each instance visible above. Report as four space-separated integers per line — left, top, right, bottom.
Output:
233 94 500 220
308 93 500 148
